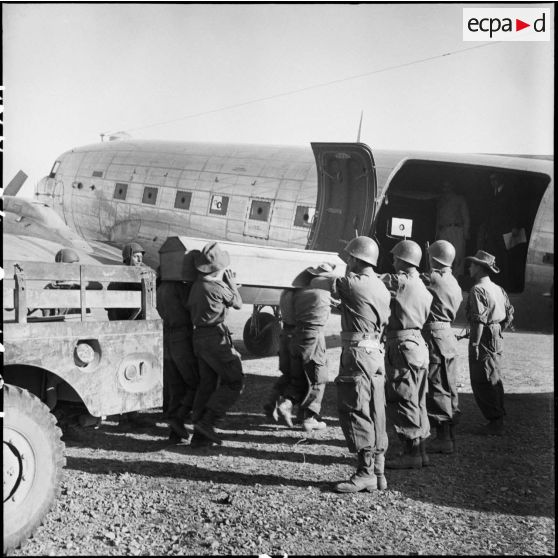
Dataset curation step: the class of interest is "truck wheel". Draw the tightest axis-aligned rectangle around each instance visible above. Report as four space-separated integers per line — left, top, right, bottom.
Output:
3 384 66 554
243 312 281 357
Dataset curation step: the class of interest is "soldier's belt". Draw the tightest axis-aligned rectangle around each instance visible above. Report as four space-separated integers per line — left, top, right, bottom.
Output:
341 331 381 349
423 322 451 331
386 328 421 340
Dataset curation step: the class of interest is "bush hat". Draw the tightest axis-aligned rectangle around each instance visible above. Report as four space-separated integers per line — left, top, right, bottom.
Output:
194 242 230 273
465 250 500 273
292 262 336 287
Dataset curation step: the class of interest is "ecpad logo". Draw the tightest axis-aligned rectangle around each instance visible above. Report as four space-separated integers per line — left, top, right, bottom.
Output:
463 8 550 41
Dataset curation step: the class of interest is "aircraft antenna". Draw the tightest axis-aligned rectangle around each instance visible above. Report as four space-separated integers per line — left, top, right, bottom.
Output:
357 110 364 143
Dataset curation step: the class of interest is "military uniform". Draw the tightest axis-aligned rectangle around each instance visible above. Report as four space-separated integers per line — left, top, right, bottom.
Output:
382 268 433 465
156 281 199 435
466 276 513 427
263 289 296 420
187 275 244 426
436 192 470 276
332 268 391 460
283 282 332 422
421 267 463 451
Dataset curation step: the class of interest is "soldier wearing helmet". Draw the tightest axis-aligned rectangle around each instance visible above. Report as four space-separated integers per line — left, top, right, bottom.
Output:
380 239 433 470
275 262 337 433
41 249 82 318
420 240 463 454
108 242 154 428
319 236 391 492
107 242 147 321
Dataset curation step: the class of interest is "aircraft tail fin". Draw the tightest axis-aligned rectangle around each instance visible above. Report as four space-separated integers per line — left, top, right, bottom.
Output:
4 170 28 196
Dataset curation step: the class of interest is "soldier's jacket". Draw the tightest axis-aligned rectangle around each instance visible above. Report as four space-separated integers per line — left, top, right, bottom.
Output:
381 268 433 331
466 276 514 328
187 276 241 328
291 286 332 364
279 289 296 327
156 281 193 334
331 268 391 334
420 268 463 323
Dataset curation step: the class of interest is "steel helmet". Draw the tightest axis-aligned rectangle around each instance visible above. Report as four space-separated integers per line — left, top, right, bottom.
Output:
122 242 145 263
55 248 80 263
343 236 379 266
391 240 422 267
428 240 456 267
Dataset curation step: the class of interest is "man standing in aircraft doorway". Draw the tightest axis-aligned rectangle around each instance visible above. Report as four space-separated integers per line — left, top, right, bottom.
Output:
323 237 391 493
108 242 154 428
381 240 433 470
435 180 470 280
187 242 244 447
276 263 337 433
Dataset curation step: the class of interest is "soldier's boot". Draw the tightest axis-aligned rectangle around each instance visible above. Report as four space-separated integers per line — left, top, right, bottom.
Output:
276 396 294 428
302 411 327 432
427 423 454 454
386 438 422 470
168 417 191 441
263 389 280 422
334 448 377 493
194 409 223 445
449 423 457 450
374 452 388 491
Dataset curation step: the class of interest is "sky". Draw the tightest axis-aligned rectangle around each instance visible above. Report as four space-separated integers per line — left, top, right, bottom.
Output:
2 2 554 198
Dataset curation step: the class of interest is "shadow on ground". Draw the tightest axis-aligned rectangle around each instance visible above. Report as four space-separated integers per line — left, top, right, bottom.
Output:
66 372 554 519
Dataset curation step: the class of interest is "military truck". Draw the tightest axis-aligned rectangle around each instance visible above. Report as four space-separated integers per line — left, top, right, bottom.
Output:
2 260 163 553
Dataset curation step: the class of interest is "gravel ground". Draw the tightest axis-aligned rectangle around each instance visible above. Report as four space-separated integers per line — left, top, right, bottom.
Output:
10 308 554 556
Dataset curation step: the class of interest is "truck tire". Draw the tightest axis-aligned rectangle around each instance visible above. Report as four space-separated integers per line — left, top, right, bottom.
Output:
3 384 66 554
243 312 281 357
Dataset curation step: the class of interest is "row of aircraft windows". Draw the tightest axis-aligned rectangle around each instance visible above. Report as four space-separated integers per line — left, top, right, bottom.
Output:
112 181 315 228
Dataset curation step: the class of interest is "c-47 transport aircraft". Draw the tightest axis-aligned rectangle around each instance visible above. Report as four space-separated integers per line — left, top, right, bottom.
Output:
28 139 553 348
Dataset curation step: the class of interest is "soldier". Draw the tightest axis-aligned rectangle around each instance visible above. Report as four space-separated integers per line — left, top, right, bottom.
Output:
465 250 514 436
108 242 153 428
276 263 336 432
381 240 433 469
187 242 244 446
421 240 463 454
435 180 470 278
263 287 296 422
326 237 392 492
107 242 146 321
156 253 200 444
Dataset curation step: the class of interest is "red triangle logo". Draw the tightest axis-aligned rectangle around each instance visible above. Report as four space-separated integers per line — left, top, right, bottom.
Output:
516 19 530 31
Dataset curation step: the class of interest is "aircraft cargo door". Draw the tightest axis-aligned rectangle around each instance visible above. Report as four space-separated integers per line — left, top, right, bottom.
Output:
309 143 377 252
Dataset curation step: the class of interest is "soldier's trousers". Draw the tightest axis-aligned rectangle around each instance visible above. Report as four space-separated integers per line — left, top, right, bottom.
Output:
164 329 199 421
469 324 505 421
284 330 327 416
335 345 388 454
385 330 430 441
273 326 294 396
423 327 460 425
192 324 244 421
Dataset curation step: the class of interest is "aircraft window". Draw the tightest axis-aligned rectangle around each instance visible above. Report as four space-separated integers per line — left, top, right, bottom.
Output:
49 161 61 179
113 183 128 200
142 187 158 205
209 194 229 216
174 190 192 210
249 200 271 222
92 170 104 178
294 206 316 228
